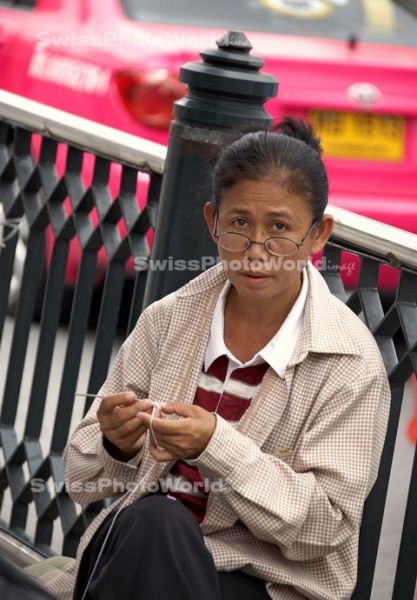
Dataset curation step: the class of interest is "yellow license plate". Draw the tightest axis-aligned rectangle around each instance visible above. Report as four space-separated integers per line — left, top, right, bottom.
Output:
309 110 405 162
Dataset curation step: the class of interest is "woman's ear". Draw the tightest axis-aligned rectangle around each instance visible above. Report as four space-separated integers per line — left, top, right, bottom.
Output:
203 201 217 241
310 214 334 254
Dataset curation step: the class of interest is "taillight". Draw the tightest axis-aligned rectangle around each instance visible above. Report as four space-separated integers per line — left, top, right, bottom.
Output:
115 68 186 128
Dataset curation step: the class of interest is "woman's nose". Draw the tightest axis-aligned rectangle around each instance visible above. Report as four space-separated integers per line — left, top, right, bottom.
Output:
244 239 269 262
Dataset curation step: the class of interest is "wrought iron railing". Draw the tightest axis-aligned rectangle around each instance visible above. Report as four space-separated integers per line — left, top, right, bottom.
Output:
0 87 416 599
0 89 165 559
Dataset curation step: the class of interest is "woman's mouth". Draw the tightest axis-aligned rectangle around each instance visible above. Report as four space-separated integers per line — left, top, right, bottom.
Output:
240 272 271 284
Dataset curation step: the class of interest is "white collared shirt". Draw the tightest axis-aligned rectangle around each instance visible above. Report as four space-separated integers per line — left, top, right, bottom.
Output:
204 266 308 382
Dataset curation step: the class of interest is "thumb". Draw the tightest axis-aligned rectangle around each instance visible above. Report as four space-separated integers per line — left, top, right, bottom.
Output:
136 411 153 425
161 402 193 418
136 403 162 423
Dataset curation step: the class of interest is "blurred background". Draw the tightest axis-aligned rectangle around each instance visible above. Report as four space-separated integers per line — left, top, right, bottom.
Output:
2 0 417 306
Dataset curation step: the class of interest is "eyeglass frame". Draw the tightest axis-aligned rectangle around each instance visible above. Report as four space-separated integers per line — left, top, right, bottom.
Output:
212 211 318 257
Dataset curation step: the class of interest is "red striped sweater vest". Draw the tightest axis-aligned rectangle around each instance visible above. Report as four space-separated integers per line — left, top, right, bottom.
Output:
156 354 270 522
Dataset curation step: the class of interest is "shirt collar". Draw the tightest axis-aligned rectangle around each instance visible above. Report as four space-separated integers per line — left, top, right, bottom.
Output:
204 267 308 379
177 259 362 358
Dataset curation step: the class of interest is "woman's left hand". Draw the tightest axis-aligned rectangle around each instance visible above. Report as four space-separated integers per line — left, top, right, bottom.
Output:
136 403 217 462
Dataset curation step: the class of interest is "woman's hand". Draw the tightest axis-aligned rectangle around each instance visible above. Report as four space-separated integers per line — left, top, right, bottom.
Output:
97 392 154 461
136 403 216 462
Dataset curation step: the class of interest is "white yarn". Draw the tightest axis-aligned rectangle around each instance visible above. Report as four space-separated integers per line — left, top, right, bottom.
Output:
80 401 167 600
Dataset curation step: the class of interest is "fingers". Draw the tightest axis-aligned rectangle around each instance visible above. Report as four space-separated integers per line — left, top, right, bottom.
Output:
98 396 154 453
137 403 200 433
148 434 177 461
109 400 155 438
160 403 197 417
136 411 179 433
100 399 209 461
136 399 155 413
98 392 138 415
98 396 153 429
104 418 149 452
111 412 145 438
140 403 216 462
131 432 146 451
148 443 175 462
113 423 148 449
112 399 153 428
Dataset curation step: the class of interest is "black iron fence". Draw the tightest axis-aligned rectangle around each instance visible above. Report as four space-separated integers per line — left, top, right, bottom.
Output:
0 32 417 599
0 90 165 559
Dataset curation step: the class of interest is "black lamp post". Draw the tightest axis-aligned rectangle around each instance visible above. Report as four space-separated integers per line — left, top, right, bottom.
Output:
143 30 278 306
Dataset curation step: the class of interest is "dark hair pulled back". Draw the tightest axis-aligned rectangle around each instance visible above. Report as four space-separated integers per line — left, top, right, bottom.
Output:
211 117 328 223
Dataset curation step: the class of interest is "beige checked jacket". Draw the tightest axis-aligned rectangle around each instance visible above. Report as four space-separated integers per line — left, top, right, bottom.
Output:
43 260 390 600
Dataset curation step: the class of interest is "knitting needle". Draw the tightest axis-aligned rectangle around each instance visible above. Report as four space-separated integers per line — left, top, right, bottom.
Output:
75 393 131 411
74 392 155 412
76 393 166 450
75 394 167 418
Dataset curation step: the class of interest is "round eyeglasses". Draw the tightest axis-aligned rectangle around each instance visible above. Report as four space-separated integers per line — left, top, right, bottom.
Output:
213 212 317 257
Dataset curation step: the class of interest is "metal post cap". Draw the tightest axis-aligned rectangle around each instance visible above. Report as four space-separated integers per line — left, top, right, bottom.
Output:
215 30 253 52
174 30 278 129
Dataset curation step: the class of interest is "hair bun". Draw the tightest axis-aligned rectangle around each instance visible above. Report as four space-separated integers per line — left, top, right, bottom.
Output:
273 116 323 156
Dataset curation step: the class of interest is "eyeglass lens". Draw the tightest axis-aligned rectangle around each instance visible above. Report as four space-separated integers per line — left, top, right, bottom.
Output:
217 233 298 257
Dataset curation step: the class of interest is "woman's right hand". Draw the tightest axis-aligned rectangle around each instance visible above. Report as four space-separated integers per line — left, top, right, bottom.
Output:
97 392 154 461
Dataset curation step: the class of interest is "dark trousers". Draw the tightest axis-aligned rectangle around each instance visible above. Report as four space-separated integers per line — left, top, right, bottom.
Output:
74 494 270 600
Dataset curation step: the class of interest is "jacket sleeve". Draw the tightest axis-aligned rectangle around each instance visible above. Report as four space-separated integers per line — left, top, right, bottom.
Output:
191 357 391 561
62 302 162 505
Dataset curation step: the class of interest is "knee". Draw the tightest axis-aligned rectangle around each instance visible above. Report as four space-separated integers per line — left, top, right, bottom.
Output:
119 494 195 530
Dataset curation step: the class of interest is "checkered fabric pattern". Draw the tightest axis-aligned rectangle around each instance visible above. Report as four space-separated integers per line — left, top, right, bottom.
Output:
42 260 391 600
157 356 270 521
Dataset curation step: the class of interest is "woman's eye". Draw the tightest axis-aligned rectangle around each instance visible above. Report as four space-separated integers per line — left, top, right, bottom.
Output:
273 223 287 232
232 218 247 227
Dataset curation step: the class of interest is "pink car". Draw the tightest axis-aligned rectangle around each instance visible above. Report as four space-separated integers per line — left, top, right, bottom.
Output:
1 0 417 293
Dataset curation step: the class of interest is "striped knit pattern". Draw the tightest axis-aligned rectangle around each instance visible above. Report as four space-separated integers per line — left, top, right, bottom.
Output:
157 354 270 522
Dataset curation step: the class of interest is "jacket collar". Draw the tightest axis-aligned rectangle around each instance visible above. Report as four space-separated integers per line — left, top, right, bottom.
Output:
175 259 361 360
203 267 309 378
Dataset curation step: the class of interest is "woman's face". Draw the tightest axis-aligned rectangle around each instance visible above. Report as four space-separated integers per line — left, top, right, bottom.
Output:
204 178 333 304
